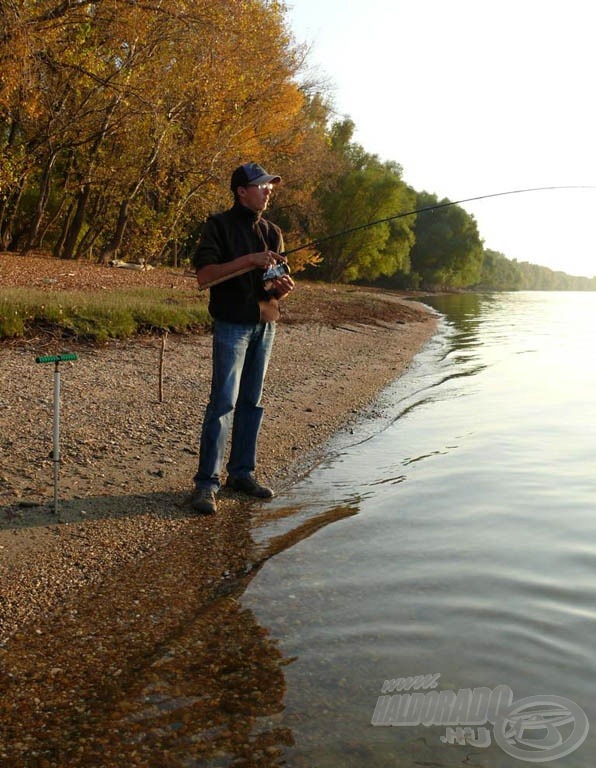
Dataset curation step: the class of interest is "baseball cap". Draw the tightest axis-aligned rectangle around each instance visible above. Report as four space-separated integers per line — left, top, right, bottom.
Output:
230 162 281 191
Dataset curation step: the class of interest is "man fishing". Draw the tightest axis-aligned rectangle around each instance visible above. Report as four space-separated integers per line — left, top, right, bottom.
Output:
190 162 294 515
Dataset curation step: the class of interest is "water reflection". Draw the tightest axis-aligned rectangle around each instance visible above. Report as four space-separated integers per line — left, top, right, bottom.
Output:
112 590 293 766
238 292 596 767
422 292 493 327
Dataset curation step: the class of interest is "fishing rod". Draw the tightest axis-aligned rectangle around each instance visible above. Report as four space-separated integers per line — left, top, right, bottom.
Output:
283 185 596 256
197 185 596 289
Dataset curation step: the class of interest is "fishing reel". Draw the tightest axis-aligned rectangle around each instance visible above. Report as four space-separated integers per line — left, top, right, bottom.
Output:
263 261 291 282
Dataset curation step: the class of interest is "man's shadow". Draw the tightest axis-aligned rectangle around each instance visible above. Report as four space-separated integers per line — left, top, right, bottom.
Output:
0 496 358 766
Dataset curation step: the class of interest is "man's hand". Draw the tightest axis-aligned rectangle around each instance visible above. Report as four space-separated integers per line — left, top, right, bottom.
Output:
249 249 280 270
269 274 294 299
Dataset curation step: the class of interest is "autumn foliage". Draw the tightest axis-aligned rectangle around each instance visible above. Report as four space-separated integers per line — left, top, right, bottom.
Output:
0 0 332 271
4 1 564 290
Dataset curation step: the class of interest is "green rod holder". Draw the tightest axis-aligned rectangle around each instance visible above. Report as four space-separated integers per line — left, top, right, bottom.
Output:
35 353 78 514
35 353 78 364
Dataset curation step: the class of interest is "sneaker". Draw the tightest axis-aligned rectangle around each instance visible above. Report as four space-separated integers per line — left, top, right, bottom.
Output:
190 487 217 515
225 475 274 499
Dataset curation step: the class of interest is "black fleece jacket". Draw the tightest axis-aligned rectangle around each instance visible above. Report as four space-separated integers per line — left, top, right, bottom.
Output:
193 202 284 323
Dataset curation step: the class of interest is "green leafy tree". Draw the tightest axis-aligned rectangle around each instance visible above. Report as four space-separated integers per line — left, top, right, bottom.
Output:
313 120 415 282
410 192 484 288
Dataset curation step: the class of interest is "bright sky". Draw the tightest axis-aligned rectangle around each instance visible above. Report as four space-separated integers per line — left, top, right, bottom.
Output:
286 0 596 278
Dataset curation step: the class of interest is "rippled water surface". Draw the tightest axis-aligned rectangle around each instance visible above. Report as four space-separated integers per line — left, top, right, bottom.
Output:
240 292 596 767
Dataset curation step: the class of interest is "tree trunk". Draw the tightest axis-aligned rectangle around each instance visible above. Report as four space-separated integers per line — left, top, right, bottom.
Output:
0 170 26 250
22 150 58 252
53 200 74 258
58 184 91 259
99 199 130 263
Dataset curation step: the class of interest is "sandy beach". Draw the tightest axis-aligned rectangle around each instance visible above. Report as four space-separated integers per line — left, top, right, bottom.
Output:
0 254 437 764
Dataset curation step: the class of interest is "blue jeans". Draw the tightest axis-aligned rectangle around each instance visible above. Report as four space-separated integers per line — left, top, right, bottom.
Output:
194 320 276 491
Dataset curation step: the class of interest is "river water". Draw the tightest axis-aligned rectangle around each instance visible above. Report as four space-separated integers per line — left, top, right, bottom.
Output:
238 291 596 767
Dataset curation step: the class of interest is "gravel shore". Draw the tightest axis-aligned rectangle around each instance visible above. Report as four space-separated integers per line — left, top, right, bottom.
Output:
1 308 436 637
0 259 437 764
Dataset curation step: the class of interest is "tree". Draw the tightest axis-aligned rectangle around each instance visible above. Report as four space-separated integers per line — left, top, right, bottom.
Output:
410 192 484 288
264 93 338 271
0 0 316 262
476 249 523 290
311 120 415 282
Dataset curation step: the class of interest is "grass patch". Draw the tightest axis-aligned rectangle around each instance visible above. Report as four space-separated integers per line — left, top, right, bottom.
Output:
0 288 211 342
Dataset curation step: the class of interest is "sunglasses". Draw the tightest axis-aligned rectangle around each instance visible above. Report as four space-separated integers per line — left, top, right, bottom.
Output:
247 183 275 191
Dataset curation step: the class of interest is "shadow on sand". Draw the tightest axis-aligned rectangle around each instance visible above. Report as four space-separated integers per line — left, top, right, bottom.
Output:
0 493 359 766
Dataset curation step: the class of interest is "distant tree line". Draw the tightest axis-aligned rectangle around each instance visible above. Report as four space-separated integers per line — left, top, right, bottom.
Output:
475 250 596 291
1 0 594 291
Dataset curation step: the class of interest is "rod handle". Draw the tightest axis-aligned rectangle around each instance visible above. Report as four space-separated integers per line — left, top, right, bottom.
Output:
197 265 256 290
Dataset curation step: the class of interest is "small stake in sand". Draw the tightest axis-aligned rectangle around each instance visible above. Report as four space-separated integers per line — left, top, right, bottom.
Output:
35 353 78 514
159 329 168 403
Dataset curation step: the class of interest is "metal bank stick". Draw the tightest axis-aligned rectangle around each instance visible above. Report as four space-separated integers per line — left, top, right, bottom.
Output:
35 353 78 514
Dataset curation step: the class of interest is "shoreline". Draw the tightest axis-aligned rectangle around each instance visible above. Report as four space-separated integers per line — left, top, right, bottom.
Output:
0 295 438 763
1 298 437 643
